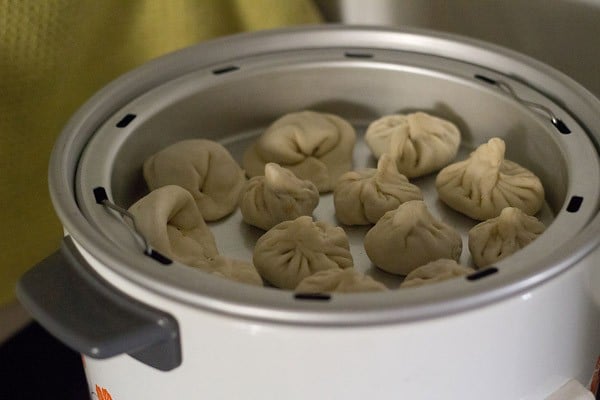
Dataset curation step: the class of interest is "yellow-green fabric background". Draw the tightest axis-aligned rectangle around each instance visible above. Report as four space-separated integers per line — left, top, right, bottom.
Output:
0 0 322 305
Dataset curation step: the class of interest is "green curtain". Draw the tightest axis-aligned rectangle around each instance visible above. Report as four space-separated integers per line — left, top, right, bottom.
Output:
0 0 322 305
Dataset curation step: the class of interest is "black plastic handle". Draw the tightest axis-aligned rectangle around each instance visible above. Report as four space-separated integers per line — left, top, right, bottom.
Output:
16 236 181 371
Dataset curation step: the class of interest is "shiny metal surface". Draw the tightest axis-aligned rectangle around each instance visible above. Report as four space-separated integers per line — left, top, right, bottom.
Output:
51 26 600 325
318 0 600 98
76 51 567 287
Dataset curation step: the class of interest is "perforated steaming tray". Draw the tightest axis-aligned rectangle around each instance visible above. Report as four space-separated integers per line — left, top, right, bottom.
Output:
74 47 599 290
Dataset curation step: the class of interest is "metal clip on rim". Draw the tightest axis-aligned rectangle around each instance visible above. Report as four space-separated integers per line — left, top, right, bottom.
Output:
100 199 153 256
92 186 172 265
475 74 571 134
494 80 558 122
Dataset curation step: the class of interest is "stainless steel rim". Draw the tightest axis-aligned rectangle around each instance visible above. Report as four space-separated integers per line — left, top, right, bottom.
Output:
49 25 600 326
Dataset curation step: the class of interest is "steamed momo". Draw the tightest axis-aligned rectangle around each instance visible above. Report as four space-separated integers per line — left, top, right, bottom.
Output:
364 200 462 275
365 112 461 178
469 207 546 268
399 259 475 288
295 269 387 293
196 256 263 286
436 137 545 221
334 154 423 225
127 185 218 266
243 111 356 192
143 139 246 221
253 216 354 289
239 163 319 230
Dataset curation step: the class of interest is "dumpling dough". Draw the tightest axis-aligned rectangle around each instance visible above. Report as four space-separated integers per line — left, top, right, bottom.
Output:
364 200 462 275
243 111 356 192
253 216 354 289
127 185 218 266
239 163 319 230
364 112 461 178
295 269 387 293
143 139 246 221
333 154 423 225
196 256 263 286
436 137 545 221
400 259 475 288
468 206 546 268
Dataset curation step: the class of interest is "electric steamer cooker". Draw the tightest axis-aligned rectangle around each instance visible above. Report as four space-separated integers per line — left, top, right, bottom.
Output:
17 26 600 399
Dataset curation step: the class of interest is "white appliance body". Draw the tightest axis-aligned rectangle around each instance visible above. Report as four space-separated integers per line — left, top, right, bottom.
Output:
77 238 600 400
16 27 600 400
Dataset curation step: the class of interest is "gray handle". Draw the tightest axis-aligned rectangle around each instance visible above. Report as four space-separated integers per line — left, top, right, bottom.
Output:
16 236 181 371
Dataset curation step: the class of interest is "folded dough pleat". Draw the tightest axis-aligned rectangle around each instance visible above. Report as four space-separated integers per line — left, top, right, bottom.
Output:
334 154 423 225
253 216 354 289
364 200 462 275
365 112 461 178
128 185 218 266
436 137 545 220
399 259 475 288
239 163 319 230
243 111 356 192
143 139 246 221
468 206 546 268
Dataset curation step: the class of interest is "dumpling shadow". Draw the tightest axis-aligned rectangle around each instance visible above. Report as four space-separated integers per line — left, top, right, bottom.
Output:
363 265 404 290
305 100 381 125
239 220 266 250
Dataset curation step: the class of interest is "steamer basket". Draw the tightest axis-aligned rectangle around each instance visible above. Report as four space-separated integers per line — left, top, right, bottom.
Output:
74 27 599 323
17 26 600 399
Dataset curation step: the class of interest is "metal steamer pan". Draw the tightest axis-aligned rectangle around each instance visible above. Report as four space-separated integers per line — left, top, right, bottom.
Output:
18 26 600 399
